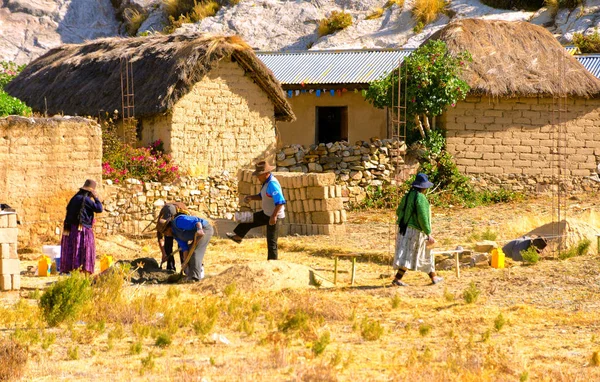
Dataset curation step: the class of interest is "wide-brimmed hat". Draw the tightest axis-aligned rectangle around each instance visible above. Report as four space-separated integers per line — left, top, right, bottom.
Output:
412 173 434 189
252 161 275 176
156 218 171 234
80 179 97 192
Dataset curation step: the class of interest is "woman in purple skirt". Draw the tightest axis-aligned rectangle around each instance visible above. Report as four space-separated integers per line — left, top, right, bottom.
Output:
60 179 103 274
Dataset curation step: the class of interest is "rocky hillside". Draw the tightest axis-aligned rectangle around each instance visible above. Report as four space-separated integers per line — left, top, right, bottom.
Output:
3 0 600 64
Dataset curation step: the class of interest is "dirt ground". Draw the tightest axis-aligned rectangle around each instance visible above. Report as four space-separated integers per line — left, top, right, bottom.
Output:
1 194 600 381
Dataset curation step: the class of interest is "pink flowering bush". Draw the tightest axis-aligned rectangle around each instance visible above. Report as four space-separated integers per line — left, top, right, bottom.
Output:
102 133 180 183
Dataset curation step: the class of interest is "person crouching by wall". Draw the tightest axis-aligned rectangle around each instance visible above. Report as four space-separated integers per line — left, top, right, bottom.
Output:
227 161 286 260
158 214 213 281
156 202 188 272
60 179 103 274
391 173 443 286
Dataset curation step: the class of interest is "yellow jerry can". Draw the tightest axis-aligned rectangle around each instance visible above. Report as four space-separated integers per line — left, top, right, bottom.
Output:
100 255 114 273
38 255 52 277
491 248 505 269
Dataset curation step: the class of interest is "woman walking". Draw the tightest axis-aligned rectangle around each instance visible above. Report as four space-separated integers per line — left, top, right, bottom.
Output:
392 173 442 286
60 179 103 274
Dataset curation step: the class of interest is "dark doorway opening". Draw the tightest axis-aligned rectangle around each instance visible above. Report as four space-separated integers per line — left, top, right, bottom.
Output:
316 106 348 144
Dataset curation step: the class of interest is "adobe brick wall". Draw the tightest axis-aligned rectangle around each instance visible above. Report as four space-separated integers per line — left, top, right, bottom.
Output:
442 96 600 191
140 59 277 177
0 116 102 246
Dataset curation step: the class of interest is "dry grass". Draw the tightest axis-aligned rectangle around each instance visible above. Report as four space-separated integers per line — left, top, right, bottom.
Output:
412 0 447 30
0 339 28 381
318 11 353 37
365 7 384 20
123 7 148 36
3 195 600 380
385 0 405 8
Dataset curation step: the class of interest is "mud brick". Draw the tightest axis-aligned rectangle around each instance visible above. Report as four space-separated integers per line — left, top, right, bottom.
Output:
297 213 306 225
302 176 310 187
293 177 302 189
329 185 337 198
0 228 18 243
0 215 8 228
302 200 310 212
335 185 342 197
305 213 312 225
307 186 328 200
308 199 315 212
314 173 335 186
341 210 347 223
314 200 322 211
1 243 10 259
296 200 305 212
294 189 302 200
238 182 252 195
312 211 335 224
11 274 20 290
334 210 341 224
299 187 307 200
0 274 11 291
323 198 344 211
0 258 19 275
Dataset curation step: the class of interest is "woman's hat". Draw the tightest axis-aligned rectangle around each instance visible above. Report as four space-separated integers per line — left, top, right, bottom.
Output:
80 179 97 192
412 173 434 189
252 161 275 176
156 218 171 234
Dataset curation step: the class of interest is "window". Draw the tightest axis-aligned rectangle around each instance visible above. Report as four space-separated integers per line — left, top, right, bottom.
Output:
316 106 348 144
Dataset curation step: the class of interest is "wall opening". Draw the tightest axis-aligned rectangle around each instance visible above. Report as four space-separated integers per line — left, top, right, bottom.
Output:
316 106 348 144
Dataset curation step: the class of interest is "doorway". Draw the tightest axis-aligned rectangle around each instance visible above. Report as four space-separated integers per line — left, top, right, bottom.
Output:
316 106 348 144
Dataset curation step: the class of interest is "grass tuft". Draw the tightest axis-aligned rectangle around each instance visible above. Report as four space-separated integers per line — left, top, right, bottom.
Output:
361 318 384 341
419 324 431 336
312 331 331 356
412 0 447 31
559 239 591 260
390 294 401 309
494 313 506 331
0 339 27 381
155 332 172 348
366 7 384 20
318 11 353 37
521 246 540 265
384 0 405 8
463 281 481 304
592 351 600 366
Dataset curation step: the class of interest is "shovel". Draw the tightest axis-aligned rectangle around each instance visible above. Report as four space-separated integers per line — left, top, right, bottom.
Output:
167 235 201 283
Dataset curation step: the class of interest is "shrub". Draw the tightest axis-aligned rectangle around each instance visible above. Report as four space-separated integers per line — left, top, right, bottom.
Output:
521 246 540 264
559 238 591 260
279 310 310 333
419 324 431 336
360 318 384 341
39 271 92 327
443 288 455 302
318 11 353 37
130 341 143 355
463 281 480 304
480 228 498 241
312 331 331 356
0 339 28 381
573 31 600 54
67 346 79 360
155 332 172 347
480 0 544 10
546 0 584 16
0 61 31 117
412 0 448 29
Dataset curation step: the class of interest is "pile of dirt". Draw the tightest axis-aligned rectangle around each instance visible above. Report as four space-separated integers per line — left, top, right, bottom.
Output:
198 261 333 294
526 219 600 254
120 257 175 284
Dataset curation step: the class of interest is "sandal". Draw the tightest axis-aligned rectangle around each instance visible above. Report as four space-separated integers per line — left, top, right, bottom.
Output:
431 276 443 285
226 232 242 244
391 279 408 287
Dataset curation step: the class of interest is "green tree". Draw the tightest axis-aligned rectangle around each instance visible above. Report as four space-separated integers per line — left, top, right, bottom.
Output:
364 40 471 138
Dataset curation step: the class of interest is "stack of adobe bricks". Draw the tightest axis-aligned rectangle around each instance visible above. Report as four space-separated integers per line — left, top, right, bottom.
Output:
237 171 346 236
0 212 20 291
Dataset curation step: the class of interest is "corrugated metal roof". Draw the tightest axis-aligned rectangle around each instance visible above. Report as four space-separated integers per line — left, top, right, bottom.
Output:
576 55 600 79
565 45 580 55
256 49 413 85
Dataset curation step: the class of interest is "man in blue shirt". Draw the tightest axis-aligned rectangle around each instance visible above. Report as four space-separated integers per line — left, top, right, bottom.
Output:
158 214 213 281
227 161 286 260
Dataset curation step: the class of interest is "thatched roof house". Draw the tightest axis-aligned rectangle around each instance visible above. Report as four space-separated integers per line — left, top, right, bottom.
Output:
6 34 294 121
7 34 295 176
428 19 600 97
430 19 600 191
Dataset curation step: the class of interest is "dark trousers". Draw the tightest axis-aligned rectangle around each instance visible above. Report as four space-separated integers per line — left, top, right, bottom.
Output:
164 235 184 272
234 211 280 260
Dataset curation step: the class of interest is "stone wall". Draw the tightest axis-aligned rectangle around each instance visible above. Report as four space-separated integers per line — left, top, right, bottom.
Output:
140 58 278 177
0 116 102 247
97 173 239 235
237 170 346 236
443 96 600 192
274 138 407 204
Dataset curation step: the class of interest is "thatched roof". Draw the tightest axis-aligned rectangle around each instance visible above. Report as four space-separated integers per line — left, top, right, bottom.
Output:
5 34 295 122
427 19 600 97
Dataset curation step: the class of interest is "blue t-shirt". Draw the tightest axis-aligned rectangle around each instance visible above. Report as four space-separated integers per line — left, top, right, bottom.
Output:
171 215 209 251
